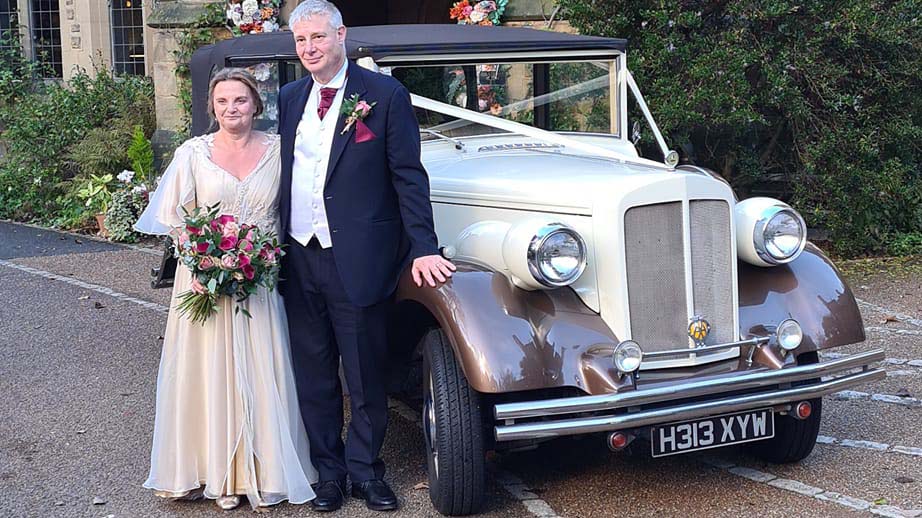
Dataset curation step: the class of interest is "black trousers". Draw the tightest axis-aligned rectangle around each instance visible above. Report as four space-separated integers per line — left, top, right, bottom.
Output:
282 236 389 483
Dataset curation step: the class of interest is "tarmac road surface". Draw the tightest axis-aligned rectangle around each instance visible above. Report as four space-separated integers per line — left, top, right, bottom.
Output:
0 220 918 517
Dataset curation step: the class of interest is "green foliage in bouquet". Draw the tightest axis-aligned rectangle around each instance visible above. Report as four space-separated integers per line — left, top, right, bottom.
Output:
173 204 285 325
558 0 921 257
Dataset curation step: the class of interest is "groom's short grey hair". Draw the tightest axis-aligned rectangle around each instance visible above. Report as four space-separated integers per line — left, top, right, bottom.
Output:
289 0 344 30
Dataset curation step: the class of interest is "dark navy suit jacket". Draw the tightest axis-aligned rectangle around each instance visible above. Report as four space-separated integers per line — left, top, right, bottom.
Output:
278 60 439 307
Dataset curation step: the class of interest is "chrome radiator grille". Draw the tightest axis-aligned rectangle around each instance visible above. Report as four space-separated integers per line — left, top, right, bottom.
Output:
624 200 735 358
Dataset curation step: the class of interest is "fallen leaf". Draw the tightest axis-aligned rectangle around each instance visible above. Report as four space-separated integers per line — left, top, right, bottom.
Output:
895 476 915 484
92 496 106 505
75 429 86 434
74 239 83 244
873 497 888 505
881 315 900 324
413 481 429 490
54 501 64 506
94 302 105 309
895 388 913 398
33 325 42 330
157 336 164 340
78 295 90 300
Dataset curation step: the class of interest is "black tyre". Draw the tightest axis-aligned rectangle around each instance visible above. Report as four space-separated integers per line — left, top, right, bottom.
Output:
749 352 822 463
422 329 486 516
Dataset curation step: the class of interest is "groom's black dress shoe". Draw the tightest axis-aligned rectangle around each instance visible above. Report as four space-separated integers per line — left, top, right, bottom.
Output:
310 480 346 512
351 479 399 511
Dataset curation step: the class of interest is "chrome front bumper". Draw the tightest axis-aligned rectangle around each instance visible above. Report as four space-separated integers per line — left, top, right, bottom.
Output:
493 349 885 442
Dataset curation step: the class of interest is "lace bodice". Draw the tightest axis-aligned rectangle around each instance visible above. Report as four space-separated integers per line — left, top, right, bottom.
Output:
136 132 282 236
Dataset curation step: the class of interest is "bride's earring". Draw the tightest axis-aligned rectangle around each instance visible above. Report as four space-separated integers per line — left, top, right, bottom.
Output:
216 495 241 510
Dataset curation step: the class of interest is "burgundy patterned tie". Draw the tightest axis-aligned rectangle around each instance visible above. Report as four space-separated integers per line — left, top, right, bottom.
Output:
317 87 337 120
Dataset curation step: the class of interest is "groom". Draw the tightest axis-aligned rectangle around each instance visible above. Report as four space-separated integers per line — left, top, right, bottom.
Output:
278 0 455 513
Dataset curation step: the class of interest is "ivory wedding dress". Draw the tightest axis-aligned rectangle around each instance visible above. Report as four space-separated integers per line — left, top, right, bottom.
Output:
135 132 317 508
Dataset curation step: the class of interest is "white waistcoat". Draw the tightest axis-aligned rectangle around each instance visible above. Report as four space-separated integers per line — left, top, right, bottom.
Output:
289 59 348 248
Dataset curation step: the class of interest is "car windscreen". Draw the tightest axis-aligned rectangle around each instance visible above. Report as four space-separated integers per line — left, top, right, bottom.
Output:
390 60 618 140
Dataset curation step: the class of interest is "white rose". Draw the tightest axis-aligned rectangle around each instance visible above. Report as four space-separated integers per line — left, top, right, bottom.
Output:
469 10 485 22
242 0 258 16
262 21 279 32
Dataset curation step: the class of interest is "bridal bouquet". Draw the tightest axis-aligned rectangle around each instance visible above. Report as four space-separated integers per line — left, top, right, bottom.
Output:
172 205 284 324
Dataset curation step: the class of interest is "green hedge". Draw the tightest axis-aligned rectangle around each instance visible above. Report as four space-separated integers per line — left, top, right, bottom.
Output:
0 67 154 227
558 0 921 257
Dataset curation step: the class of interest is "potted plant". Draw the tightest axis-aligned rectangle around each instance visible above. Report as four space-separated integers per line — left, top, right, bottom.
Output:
76 173 114 235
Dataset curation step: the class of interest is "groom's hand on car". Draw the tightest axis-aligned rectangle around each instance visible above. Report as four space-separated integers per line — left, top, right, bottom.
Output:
412 255 456 287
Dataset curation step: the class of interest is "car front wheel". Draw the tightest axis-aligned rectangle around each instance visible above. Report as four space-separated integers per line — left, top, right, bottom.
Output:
422 328 486 516
748 351 822 463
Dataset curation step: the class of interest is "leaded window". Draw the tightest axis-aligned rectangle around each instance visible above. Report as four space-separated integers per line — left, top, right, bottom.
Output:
30 0 61 77
110 0 144 75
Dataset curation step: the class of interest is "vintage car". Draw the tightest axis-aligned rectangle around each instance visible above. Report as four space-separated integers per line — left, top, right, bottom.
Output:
181 25 885 516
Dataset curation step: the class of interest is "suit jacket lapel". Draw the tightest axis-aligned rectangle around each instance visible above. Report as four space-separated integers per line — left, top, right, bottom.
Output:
325 61 367 187
280 76 311 236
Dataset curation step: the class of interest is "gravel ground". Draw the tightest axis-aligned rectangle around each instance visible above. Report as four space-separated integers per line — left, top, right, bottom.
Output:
1 221 919 517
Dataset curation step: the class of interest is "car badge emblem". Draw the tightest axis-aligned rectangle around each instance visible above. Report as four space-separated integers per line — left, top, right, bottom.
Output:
688 316 711 347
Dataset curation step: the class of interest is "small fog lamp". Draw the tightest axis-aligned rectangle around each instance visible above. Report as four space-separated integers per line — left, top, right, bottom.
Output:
777 319 803 351
614 340 643 373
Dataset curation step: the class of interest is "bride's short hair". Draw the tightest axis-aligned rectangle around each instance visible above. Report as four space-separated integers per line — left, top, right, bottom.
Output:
207 68 264 121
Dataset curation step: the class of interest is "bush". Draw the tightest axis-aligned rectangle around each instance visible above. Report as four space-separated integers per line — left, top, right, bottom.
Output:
558 0 921 257
106 187 148 243
0 63 154 225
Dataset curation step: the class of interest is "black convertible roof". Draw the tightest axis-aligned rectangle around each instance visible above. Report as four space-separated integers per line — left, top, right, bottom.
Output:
190 24 626 134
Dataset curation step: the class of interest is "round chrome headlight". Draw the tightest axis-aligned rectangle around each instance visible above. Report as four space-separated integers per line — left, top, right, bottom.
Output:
526 224 587 287
756 207 807 264
777 319 803 351
614 340 643 373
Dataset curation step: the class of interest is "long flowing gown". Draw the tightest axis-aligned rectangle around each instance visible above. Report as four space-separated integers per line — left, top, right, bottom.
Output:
135 132 317 508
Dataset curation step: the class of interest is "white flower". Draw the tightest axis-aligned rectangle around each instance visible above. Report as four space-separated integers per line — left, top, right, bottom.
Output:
469 10 485 22
262 20 279 32
231 9 242 24
242 0 258 16
133 184 148 194
117 169 135 183
32 177 41 185
252 62 271 81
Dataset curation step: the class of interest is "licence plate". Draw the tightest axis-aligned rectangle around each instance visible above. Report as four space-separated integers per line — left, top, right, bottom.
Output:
651 408 774 457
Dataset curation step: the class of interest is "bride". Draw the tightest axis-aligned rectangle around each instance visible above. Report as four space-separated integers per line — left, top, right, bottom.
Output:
135 68 317 510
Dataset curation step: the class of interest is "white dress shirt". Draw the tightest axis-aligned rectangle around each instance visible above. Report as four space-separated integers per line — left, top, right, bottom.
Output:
289 58 349 248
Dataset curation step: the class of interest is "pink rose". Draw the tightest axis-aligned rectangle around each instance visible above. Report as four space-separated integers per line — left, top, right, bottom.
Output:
223 221 239 237
217 214 236 225
242 264 255 280
186 224 202 235
238 253 251 267
462 5 473 16
244 229 256 241
177 231 190 247
238 239 253 252
219 235 238 251
259 245 275 262
191 277 207 294
356 100 372 116
196 242 210 254
199 256 215 270
221 254 239 269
